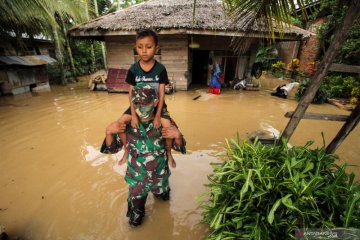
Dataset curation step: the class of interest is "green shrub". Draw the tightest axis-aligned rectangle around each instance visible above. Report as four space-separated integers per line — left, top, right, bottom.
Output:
271 61 286 71
199 138 360 240
70 40 105 75
255 46 278 70
296 79 328 104
324 74 360 99
47 64 62 84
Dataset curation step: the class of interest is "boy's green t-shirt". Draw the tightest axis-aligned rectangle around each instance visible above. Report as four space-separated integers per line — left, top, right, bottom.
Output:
125 60 169 98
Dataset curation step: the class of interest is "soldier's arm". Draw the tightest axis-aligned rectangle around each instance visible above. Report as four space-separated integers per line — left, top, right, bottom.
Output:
161 126 186 154
100 121 126 154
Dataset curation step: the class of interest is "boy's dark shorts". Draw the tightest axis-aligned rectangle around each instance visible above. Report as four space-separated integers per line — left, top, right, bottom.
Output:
123 104 171 120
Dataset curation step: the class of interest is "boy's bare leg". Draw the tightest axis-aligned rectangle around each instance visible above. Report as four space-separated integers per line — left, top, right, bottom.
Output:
118 114 132 165
161 118 176 168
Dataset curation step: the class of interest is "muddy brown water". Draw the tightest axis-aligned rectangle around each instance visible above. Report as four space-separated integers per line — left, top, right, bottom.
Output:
0 81 359 239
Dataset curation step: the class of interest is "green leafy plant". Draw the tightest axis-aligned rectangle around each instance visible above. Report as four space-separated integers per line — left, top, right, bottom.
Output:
255 45 278 70
47 64 62 84
316 0 360 65
271 61 285 71
199 138 360 240
270 61 286 79
323 74 360 100
351 87 359 104
70 39 105 76
296 78 328 104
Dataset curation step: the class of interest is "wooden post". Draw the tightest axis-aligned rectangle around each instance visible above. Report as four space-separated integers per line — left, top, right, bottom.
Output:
326 104 360 154
280 0 360 141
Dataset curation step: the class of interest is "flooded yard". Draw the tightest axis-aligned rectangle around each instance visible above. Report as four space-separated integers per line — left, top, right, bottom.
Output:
0 80 359 239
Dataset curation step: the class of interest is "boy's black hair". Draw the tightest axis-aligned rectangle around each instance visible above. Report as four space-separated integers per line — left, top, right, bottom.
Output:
136 29 158 45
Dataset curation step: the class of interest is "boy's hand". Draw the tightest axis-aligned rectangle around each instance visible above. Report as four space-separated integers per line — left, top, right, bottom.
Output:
162 126 182 139
131 116 139 129
106 121 126 135
154 115 161 129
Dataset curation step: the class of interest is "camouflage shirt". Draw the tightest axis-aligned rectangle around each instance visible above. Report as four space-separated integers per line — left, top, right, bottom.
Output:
100 120 186 189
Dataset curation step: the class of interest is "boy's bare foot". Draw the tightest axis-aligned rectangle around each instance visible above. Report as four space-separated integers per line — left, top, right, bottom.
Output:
118 149 128 165
167 152 176 168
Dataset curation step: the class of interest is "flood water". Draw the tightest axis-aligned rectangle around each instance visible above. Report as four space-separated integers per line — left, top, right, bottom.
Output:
0 80 359 239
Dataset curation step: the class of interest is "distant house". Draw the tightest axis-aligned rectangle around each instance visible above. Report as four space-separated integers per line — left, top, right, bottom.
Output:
0 37 56 95
69 0 311 90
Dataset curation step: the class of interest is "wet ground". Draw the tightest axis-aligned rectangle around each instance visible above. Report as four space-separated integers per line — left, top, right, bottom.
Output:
0 80 359 239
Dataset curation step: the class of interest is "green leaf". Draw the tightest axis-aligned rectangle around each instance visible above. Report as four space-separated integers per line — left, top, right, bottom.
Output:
268 198 282 224
344 192 360 227
281 194 301 213
302 162 314 174
300 176 322 195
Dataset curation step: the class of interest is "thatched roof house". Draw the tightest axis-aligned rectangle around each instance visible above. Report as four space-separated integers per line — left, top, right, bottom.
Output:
69 0 312 90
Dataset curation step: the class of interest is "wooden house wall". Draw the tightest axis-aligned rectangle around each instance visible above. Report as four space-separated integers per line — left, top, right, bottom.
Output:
192 35 232 51
0 66 48 94
0 41 53 56
159 35 188 90
105 36 135 69
0 70 8 80
277 41 300 67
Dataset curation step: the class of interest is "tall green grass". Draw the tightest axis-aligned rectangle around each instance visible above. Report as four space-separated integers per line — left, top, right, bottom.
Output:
199 138 360 239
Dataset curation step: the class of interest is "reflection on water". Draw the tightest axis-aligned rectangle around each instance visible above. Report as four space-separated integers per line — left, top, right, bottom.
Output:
0 82 359 239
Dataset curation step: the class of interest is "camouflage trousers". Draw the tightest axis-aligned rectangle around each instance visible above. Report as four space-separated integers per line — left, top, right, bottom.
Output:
127 177 171 222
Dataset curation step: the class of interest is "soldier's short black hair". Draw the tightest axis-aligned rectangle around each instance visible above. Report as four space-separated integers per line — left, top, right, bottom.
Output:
136 29 158 45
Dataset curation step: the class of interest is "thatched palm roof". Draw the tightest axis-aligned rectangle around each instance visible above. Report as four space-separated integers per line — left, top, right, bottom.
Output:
69 0 311 40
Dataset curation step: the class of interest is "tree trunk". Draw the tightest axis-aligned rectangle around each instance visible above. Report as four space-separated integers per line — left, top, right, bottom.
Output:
65 37 77 81
94 0 107 70
326 104 360 154
52 25 66 85
281 0 360 141
90 44 96 73
101 42 107 70
61 19 77 81
94 0 99 15
85 2 96 73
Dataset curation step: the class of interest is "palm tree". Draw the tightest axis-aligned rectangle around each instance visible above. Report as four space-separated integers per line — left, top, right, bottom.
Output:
223 0 360 144
84 0 97 73
60 16 78 81
94 0 108 70
0 0 86 84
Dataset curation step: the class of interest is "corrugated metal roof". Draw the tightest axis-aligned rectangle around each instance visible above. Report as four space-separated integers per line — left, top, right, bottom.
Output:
0 55 57 66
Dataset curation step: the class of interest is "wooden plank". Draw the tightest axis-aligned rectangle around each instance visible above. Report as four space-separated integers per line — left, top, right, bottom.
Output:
326 103 360 153
327 98 354 111
285 111 349 121
329 63 360 73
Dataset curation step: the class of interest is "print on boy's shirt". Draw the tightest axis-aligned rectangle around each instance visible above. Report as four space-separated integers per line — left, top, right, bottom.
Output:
135 75 160 83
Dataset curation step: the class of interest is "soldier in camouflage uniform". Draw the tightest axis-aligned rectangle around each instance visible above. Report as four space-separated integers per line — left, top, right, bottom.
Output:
101 84 186 226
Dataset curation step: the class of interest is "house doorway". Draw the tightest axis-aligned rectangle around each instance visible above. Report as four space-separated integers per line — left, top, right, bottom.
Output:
191 50 209 87
221 56 238 83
